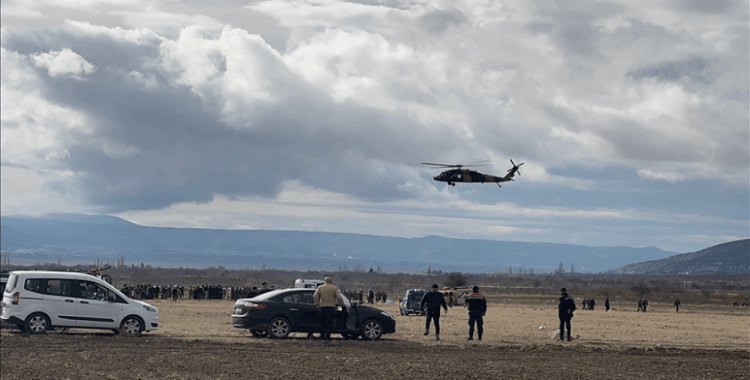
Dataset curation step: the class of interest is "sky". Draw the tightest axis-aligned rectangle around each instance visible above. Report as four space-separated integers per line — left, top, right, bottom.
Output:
1 0 748 255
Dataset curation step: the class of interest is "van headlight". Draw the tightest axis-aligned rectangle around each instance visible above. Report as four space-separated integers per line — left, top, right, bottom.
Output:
143 305 157 313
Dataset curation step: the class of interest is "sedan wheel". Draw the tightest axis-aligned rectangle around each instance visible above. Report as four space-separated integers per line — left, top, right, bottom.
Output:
24 313 50 334
360 319 383 340
267 317 291 339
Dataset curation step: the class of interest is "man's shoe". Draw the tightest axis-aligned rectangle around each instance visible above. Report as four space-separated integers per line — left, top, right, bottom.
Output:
467 337 473 341
436 334 440 341
478 336 482 341
423 330 429 336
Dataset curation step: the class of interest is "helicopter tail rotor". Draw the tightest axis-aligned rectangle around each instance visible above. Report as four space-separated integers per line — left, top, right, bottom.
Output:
508 159 524 176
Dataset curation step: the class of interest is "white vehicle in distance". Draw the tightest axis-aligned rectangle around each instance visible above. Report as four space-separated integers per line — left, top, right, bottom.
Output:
0 271 158 336
294 279 324 289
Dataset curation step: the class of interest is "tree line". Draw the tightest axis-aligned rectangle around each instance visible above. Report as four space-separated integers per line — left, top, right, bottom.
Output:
2 263 747 306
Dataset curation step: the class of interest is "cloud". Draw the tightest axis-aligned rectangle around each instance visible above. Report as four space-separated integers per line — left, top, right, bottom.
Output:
0 1 747 254
637 169 686 183
31 48 96 79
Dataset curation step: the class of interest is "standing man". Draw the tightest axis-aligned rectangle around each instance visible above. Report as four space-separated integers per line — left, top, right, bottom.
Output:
558 287 576 342
605 296 610 312
674 299 681 313
258 282 271 294
313 277 345 342
465 286 487 341
421 284 448 341
642 298 649 313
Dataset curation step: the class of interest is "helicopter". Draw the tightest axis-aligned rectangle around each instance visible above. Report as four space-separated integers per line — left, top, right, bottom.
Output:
422 159 524 187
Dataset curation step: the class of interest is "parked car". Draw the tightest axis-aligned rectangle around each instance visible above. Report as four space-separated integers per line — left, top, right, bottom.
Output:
232 288 395 340
399 289 426 316
440 287 472 307
0 271 158 336
294 279 324 289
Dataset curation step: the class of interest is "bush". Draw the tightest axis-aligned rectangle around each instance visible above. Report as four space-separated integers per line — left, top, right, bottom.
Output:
445 272 468 288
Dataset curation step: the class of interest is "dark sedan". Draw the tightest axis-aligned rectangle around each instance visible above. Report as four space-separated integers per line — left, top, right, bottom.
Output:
232 288 396 340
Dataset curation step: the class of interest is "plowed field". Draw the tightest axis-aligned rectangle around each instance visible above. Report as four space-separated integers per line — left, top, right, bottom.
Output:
2 295 748 379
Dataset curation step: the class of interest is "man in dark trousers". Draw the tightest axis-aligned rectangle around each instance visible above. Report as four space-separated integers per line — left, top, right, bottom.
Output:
465 286 487 341
674 299 681 312
558 287 576 342
313 277 345 342
605 296 610 311
421 284 448 341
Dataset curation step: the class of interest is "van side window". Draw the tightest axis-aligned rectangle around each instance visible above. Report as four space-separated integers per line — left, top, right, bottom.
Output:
78 280 109 301
46 279 74 296
24 279 45 294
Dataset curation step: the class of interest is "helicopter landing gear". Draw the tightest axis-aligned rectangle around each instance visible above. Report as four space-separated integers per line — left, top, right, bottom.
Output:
448 182 455 186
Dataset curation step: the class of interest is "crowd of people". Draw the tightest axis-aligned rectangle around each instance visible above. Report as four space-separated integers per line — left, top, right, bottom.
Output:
118 282 276 301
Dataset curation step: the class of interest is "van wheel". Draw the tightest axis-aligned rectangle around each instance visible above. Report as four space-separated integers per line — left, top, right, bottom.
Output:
25 313 50 334
267 317 290 339
119 316 144 337
360 319 383 340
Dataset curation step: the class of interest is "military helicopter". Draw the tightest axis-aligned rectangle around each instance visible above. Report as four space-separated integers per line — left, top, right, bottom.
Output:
422 159 523 187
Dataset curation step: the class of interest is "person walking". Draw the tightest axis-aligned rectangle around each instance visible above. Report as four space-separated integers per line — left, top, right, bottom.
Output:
420 284 448 341
313 277 345 341
605 296 610 312
465 286 487 341
674 299 681 313
558 287 576 342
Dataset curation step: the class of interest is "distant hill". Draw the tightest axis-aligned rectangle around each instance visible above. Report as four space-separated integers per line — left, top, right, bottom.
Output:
608 239 749 274
1 214 681 273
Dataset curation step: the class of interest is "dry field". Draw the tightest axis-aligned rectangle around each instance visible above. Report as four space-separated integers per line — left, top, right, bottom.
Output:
2 294 748 379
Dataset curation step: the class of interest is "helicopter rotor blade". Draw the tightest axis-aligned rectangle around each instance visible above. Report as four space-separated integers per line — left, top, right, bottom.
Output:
422 162 461 168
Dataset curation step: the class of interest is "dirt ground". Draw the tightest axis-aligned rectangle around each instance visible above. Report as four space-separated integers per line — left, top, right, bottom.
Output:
2 295 748 379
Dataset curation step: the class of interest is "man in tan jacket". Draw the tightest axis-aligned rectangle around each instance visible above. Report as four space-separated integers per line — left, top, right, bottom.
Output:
313 277 345 341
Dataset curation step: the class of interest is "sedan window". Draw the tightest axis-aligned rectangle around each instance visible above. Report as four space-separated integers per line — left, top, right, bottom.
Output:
282 292 315 304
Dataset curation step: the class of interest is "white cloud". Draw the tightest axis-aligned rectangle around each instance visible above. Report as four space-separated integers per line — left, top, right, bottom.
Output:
1 48 91 167
637 169 686 183
0 1 746 254
30 48 95 79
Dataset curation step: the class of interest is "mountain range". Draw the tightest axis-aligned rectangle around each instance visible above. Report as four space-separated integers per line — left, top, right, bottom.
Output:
1 214 746 274
608 239 749 274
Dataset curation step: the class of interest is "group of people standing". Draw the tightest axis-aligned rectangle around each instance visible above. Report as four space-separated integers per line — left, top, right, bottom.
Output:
313 280 680 343
418 284 488 341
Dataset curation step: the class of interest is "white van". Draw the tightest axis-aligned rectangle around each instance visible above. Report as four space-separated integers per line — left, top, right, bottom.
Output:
294 279 324 289
0 271 158 336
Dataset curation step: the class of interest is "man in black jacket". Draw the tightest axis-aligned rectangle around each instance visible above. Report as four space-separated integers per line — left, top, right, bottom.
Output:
558 287 576 342
465 286 487 341
421 284 448 340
